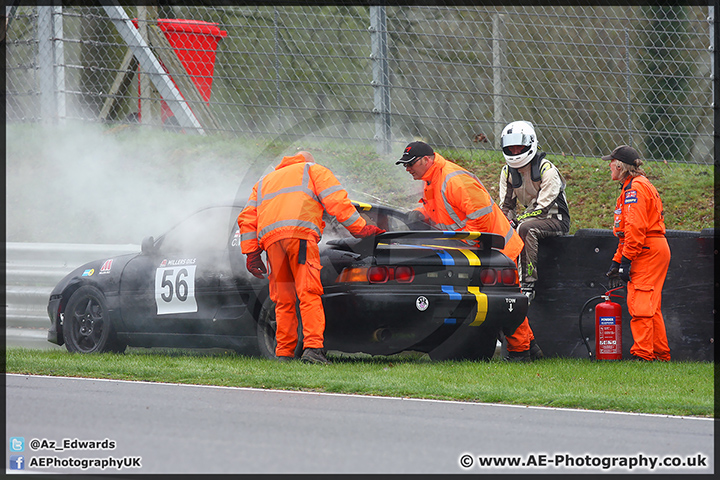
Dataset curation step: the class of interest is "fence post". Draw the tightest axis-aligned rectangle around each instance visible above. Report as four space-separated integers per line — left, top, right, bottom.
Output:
493 13 506 149
37 6 54 124
52 5 65 124
370 6 391 155
712 4 719 165
138 5 161 126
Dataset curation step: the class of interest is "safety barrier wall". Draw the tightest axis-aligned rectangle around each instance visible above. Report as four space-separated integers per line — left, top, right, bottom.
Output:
533 230 715 362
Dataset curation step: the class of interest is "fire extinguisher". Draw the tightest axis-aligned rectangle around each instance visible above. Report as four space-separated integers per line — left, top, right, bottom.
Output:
579 286 625 360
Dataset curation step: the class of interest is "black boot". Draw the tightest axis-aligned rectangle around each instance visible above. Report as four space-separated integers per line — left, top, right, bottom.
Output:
301 348 331 365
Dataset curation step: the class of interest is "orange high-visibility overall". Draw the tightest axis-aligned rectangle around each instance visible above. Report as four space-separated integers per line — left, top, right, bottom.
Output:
415 153 534 352
613 175 671 361
237 153 367 356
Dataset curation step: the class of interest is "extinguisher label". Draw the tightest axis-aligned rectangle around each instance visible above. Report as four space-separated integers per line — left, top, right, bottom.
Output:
598 316 621 356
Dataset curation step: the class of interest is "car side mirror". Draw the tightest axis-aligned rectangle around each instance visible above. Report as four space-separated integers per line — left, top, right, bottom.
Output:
141 236 155 255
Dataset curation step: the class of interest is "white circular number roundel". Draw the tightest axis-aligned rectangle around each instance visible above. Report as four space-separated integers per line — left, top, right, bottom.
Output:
416 296 429 312
154 266 198 315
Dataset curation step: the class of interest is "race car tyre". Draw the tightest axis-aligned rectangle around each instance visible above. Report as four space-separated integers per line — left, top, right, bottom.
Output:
256 297 303 359
63 285 126 354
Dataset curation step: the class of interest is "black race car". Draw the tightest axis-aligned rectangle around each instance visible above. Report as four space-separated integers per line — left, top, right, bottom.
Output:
47 202 528 360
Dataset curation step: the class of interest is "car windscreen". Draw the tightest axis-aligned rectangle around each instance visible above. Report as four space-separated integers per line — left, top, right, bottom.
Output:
156 206 240 254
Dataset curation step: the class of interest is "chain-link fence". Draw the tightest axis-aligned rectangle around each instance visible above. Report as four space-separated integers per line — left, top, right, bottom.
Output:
5 4 715 164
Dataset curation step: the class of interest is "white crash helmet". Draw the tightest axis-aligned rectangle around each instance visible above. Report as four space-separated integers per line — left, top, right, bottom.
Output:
501 121 538 169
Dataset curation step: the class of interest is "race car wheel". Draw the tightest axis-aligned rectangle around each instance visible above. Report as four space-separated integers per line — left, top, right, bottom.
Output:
256 297 303 359
63 285 126 354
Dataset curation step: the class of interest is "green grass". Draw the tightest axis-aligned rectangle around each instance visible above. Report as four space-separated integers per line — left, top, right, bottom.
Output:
6 348 713 418
6 124 713 244
431 148 714 234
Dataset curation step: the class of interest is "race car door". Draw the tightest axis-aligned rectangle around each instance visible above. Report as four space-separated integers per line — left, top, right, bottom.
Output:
118 207 243 340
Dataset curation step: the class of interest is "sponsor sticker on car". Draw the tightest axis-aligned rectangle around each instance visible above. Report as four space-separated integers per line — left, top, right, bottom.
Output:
99 259 113 274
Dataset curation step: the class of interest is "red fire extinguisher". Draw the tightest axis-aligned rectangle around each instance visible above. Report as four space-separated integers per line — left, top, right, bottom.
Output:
595 296 622 360
579 287 625 360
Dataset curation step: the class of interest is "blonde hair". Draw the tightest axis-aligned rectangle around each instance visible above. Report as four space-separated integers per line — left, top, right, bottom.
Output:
617 158 645 178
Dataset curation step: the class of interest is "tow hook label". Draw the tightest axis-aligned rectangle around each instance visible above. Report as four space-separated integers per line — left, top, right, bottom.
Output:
416 296 429 311
505 298 516 312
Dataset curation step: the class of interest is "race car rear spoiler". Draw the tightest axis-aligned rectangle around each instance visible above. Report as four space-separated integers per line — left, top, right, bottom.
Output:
325 230 506 258
375 230 506 251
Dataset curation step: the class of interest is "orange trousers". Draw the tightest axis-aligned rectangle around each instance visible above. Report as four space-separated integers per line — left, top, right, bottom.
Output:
505 254 535 352
506 317 534 352
266 238 325 357
626 236 671 361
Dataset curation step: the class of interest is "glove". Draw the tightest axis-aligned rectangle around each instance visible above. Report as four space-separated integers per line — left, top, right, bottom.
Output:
246 250 267 279
605 260 623 289
618 256 632 283
353 224 386 238
406 210 426 224
516 209 543 222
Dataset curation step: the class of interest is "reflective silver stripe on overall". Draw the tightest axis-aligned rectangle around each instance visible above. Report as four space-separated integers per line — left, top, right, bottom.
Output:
435 170 491 230
255 162 357 240
258 219 322 240
317 181 361 227
240 231 257 242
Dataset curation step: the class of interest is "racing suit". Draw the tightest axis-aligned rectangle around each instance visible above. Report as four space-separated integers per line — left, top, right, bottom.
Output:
499 152 570 285
413 153 535 353
237 153 368 357
612 174 671 361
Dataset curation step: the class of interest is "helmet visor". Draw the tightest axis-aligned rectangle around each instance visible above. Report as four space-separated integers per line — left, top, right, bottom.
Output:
501 132 533 148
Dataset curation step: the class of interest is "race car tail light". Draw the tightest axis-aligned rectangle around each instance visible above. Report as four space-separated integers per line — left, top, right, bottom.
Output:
394 266 415 283
480 268 518 286
501 268 519 286
479 268 497 285
368 266 390 283
336 266 415 284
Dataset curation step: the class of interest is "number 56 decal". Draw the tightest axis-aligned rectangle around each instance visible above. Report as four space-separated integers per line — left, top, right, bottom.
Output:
154 266 198 315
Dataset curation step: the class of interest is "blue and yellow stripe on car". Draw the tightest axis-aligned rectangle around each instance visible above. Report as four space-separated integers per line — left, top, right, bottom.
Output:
441 285 488 326
420 245 481 266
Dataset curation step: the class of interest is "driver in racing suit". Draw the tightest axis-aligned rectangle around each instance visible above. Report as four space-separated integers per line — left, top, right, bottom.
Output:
498 121 570 301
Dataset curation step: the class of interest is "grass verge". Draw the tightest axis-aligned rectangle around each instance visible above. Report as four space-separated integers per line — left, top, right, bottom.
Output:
6 348 713 418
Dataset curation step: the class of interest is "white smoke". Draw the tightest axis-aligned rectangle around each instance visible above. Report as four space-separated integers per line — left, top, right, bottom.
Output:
6 122 253 244
6 121 418 246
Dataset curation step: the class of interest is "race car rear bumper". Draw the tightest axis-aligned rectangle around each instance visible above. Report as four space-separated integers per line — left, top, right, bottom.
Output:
321 285 527 355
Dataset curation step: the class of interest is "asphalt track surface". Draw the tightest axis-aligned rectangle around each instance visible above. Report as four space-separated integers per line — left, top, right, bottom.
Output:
5 374 713 474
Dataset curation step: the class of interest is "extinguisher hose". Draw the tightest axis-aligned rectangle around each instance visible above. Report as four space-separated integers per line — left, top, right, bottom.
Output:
578 295 605 359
